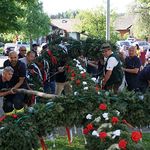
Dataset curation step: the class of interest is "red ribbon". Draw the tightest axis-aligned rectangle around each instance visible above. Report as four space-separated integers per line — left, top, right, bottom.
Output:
66 127 71 144
39 137 47 150
0 115 6 122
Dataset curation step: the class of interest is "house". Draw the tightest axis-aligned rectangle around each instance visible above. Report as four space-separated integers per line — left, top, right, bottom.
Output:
50 19 81 40
114 15 135 38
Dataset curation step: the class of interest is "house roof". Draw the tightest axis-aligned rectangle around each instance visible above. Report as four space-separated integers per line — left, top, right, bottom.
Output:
51 19 81 33
114 15 135 30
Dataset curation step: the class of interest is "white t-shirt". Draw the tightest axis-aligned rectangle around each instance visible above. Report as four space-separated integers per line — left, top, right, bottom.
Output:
19 57 27 68
106 57 118 71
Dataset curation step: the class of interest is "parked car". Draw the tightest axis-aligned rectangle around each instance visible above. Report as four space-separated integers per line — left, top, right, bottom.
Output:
133 41 150 51
116 40 131 49
3 43 15 55
14 41 30 52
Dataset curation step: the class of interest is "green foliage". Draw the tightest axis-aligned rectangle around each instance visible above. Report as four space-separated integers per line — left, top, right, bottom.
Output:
133 0 150 39
83 102 144 150
0 0 22 32
76 8 119 42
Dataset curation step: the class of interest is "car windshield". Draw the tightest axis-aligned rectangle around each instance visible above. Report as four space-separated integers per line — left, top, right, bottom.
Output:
120 42 130 46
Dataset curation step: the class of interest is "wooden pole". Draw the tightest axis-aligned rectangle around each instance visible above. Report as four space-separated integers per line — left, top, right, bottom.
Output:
1 88 57 99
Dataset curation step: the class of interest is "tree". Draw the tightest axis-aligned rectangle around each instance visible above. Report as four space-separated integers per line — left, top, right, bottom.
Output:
76 8 119 43
23 1 50 45
0 0 22 32
133 0 150 39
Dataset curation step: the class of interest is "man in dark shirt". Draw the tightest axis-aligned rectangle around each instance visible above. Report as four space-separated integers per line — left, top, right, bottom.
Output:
123 46 141 91
0 67 14 97
138 65 150 93
3 51 27 114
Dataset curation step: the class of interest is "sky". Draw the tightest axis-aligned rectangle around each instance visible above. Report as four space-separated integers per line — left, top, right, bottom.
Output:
41 0 134 15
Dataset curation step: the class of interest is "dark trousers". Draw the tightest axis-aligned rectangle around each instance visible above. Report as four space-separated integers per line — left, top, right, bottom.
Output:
3 93 25 113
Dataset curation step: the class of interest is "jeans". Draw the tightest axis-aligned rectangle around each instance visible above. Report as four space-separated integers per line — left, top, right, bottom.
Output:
44 81 56 94
3 93 25 113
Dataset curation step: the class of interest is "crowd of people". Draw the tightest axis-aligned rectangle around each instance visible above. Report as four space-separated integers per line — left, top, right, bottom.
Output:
0 42 150 115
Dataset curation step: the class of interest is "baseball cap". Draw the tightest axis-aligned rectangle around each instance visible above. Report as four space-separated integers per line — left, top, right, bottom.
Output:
101 43 111 50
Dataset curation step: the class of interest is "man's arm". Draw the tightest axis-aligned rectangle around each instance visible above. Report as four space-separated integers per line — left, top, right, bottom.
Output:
102 70 112 87
122 68 139 74
0 90 12 97
12 77 25 89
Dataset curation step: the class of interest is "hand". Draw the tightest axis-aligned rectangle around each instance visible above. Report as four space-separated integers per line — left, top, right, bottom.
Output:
58 67 64 72
10 88 16 94
122 67 126 71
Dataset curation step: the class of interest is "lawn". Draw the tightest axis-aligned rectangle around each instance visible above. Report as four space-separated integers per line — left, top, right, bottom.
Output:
39 133 150 150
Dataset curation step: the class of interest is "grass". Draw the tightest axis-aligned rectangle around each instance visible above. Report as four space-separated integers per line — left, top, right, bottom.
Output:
38 133 150 150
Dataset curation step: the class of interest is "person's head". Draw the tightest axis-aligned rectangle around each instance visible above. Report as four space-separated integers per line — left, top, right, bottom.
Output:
19 46 27 56
26 51 35 63
32 44 38 51
8 51 18 66
128 46 136 57
101 43 112 58
2 66 14 81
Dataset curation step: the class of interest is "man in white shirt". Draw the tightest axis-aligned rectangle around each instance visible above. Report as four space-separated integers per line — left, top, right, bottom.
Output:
101 43 123 93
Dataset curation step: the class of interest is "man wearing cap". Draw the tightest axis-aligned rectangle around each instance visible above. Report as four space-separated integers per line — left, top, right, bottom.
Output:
101 43 123 93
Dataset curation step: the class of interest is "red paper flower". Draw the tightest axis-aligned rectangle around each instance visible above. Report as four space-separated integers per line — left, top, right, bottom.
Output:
95 85 100 92
118 139 127 149
47 50 52 56
86 123 94 131
111 117 119 125
99 132 107 141
76 79 81 85
99 104 107 110
131 131 142 143
71 72 76 77
83 128 89 134
0 115 6 122
81 72 86 78
65 65 71 73
12 114 18 119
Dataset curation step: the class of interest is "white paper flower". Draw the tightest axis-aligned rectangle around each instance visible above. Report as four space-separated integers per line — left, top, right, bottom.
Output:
98 92 100 95
102 113 109 120
92 130 99 137
79 66 84 70
76 60 80 64
115 110 120 116
91 77 96 82
86 114 92 120
74 92 78 96
94 116 101 123
83 81 87 85
83 69 86 72
84 87 88 90
112 130 121 139
80 71 84 74
139 95 144 100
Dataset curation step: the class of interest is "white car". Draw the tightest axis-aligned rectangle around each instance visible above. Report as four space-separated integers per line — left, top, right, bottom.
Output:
116 41 131 49
133 41 150 51
14 41 30 53
3 43 15 55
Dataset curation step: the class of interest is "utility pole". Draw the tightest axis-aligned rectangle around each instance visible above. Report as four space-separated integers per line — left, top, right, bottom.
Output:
106 0 110 41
